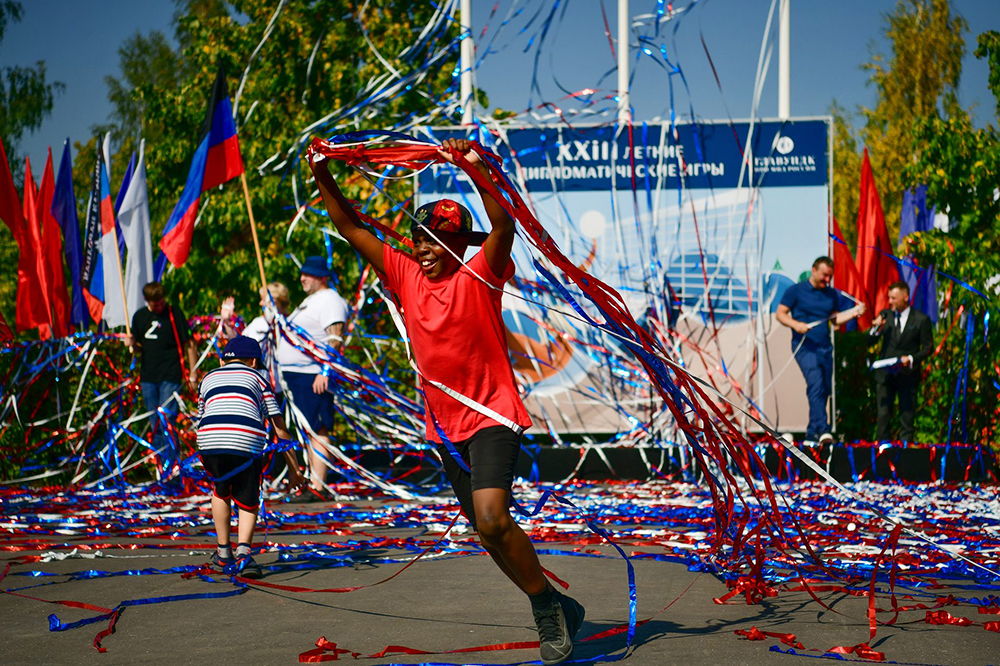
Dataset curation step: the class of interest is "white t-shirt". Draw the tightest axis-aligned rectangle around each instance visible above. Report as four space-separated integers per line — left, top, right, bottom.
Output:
243 314 271 343
275 288 349 374
242 314 283 393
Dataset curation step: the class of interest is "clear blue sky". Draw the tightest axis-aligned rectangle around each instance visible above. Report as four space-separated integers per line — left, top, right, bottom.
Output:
3 0 998 176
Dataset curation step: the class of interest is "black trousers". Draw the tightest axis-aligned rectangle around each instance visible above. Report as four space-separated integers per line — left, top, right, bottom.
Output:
875 374 918 442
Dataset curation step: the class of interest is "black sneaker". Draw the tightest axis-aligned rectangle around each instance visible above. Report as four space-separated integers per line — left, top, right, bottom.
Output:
234 554 263 579
532 592 586 665
209 551 233 570
557 591 585 640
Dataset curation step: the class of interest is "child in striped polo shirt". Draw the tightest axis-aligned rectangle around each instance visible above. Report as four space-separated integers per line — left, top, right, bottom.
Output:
197 335 299 578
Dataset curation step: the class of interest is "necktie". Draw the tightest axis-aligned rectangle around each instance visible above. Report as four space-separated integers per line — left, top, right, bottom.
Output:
894 312 902 340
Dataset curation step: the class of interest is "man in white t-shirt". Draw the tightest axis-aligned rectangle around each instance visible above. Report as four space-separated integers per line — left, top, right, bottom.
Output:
276 256 350 494
240 282 291 395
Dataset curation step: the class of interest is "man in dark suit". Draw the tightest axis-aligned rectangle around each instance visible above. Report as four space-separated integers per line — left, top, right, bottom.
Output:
870 281 933 442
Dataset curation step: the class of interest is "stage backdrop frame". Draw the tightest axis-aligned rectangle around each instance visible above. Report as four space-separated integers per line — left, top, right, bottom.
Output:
412 117 835 439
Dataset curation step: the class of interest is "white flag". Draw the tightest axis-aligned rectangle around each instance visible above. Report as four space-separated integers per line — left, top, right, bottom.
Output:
100 134 128 329
118 139 153 326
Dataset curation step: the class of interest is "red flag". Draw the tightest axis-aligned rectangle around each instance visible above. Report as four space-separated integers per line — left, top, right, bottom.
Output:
159 67 244 270
38 149 70 337
855 149 899 330
831 215 863 303
0 140 45 333
4 152 52 335
23 158 55 339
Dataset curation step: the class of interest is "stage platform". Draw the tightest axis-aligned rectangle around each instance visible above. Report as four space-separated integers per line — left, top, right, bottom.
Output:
353 440 997 484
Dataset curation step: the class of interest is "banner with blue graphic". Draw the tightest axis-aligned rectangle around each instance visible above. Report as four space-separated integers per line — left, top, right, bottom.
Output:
414 119 831 435
420 120 827 193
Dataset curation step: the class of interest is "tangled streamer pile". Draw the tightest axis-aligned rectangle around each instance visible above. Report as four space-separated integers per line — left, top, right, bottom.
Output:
2 480 999 660
3 1 999 663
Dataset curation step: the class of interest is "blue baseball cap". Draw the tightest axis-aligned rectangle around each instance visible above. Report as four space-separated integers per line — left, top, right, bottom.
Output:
222 335 262 362
299 255 332 278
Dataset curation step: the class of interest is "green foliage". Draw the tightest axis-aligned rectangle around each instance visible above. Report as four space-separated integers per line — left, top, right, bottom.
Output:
0 224 15 335
0 0 65 176
0 0 454 479
0 0 65 340
827 1 1000 445
0 60 65 168
975 31 1000 122
899 29 1000 446
833 0 966 246
92 31 184 149
0 339 139 483
830 101 862 249
834 331 877 441
81 0 459 320
0 0 23 41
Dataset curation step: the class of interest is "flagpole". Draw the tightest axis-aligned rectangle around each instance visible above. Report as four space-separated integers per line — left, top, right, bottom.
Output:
240 172 268 290
108 218 131 336
100 135 131 336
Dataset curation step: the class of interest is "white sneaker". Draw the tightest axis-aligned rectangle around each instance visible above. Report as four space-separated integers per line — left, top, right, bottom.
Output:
818 433 834 444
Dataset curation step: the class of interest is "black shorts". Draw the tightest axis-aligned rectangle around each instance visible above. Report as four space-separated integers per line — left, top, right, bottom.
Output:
435 426 521 531
200 453 264 512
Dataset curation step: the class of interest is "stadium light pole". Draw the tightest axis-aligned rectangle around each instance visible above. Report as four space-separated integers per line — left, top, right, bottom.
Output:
618 0 631 125
778 0 790 119
460 0 474 125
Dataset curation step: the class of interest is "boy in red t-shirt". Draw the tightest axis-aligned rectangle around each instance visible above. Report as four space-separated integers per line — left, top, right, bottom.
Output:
309 138 584 665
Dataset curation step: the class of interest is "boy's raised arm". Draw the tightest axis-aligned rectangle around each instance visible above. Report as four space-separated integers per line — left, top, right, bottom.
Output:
309 152 386 273
439 139 515 278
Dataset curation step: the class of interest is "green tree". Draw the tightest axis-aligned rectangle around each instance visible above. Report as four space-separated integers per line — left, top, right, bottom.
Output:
92 31 184 154
2 0 460 480
830 101 862 250
829 0 988 444
86 0 460 320
901 30 1000 446
975 30 1000 121
832 0 966 247
0 0 65 334
0 0 65 172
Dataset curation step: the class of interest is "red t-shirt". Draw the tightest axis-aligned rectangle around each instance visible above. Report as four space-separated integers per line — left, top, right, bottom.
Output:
382 244 532 442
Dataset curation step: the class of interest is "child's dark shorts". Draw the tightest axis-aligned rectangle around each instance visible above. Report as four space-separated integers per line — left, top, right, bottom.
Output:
200 453 264 512
434 425 521 531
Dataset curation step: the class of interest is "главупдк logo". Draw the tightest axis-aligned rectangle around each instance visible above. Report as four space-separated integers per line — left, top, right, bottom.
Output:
774 135 795 155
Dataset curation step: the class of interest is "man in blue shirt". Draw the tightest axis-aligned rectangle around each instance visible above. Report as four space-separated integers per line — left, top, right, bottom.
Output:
776 256 865 443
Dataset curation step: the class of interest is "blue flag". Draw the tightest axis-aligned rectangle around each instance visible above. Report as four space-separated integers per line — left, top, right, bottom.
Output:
51 141 89 328
153 250 169 281
899 186 938 323
114 151 135 259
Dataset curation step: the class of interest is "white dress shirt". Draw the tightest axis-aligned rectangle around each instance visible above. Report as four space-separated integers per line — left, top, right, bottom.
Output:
894 306 912 364
895 306 910 332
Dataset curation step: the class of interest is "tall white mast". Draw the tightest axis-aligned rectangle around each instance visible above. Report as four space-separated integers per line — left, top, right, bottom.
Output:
778 0 790 119
618 0 630 125
460 0 474 125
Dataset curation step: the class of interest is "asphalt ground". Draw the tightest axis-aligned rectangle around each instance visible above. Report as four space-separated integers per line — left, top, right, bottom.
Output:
1 488 998 666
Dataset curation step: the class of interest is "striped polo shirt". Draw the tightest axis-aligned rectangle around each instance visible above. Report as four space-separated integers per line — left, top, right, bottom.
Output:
196 362 281 456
